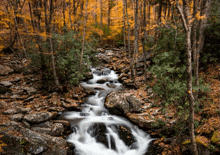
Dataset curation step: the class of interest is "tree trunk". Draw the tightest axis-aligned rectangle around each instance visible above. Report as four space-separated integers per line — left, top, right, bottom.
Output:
142 0 147 83
80 0 89 72
49 37 59 87
69 0 73 29
123 0 127 51
192 0 199 100
133 0 139 83
49 0 59 87
177 1 199 155
63 0 66 30
8 0 27 57
158 0 163 23
124 0 134 82
195 0 211 100
28 2 35 31
107 0 111 30
100 0 102 41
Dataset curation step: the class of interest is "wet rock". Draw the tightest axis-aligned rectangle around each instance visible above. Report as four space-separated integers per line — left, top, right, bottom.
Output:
97 79 109 84
0 65 14 75
105 90 142 115
126 113 155 128
24 112 56 124
31 127 51 135
21 128 48 154
16 107 32 113
0 85 12 94
52 120 70 127
94 87 105 90
51 123 64 136
48 107 65 112
21 128 67 155
9 113 24 122
107 83 117 88
0 122 25 154
22 120 31 128
102 68 111 75
93 70 102 76
32 121 53 128
0 81 13 87
3 108 18 115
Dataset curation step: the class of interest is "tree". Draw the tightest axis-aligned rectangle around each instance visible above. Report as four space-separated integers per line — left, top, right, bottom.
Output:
142 0 147 82
80 0 89 72
177 0 198 154
133 0 139 83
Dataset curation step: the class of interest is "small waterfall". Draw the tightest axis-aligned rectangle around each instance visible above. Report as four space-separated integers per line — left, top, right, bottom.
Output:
63 68 152 155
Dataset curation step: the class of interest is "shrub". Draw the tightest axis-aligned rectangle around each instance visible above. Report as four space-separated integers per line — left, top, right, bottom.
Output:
29 31 98 89
150 26 187 106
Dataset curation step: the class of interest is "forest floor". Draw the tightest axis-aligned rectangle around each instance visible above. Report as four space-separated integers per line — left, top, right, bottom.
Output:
0 49 220 155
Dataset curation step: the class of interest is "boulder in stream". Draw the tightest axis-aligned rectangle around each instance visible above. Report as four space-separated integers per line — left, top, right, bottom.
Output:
105 90 142 115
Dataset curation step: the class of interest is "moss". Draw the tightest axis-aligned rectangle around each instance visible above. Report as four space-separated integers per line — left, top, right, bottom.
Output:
211 130 220 143
182 136 210 148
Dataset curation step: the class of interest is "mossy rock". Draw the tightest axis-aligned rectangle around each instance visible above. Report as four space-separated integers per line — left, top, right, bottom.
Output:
211 130 220 143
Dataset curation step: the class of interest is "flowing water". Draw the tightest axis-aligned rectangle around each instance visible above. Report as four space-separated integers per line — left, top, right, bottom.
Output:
63 68 152 155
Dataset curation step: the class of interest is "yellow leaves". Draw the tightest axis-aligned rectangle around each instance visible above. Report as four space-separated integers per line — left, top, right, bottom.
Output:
196 136 210 147
182 139 191 145
182 136 210 147
195 11 206 20
179 0 183 5
211 130 220 143
196 116 220 134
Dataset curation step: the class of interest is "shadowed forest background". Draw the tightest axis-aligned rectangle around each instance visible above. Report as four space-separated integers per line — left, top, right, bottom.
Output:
0 0 220 155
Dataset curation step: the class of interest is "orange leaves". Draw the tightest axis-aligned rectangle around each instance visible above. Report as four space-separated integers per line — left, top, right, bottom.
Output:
196 116 220 134
0 135 6 153
195 11 206 20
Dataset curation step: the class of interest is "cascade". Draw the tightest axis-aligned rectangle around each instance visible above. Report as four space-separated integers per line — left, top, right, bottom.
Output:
63 68 152 155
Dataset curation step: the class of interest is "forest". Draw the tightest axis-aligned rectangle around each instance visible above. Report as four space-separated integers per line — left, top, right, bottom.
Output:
0 0 220 155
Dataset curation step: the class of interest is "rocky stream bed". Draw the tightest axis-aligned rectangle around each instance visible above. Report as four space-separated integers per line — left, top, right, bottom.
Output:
1 48 219 155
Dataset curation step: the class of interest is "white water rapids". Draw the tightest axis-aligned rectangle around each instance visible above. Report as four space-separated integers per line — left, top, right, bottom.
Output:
63 68 152 155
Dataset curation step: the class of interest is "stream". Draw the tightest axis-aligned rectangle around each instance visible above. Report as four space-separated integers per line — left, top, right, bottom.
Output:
63 68 152 155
